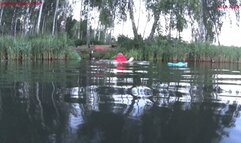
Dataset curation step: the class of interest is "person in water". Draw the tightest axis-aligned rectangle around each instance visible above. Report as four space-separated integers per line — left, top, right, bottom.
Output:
114 53 127 75
114 53 134 62
114 53 127 62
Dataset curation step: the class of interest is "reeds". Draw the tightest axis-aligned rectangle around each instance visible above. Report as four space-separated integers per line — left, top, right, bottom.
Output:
0 34 81 61
116 36 241 63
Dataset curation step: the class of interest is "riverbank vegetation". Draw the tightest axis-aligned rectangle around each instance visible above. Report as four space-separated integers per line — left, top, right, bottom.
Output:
0 0 82 60
0 0 241 62
106 35 241 63
77 0 241 63
0 34 81 61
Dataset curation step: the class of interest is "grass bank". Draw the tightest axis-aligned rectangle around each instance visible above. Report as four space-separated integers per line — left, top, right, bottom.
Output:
0 34 81 61
115 35 241 63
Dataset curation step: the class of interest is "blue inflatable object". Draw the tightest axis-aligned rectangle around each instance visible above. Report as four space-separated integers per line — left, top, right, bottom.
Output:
167 62 187 67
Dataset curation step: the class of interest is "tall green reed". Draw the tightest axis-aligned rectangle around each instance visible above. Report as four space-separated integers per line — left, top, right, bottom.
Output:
0 34 80 61
116 35 241 63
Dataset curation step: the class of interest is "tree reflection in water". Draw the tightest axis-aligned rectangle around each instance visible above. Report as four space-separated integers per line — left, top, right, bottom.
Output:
0 61 241 143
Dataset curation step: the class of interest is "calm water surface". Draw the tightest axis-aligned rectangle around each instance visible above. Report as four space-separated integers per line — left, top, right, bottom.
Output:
0 60 241 143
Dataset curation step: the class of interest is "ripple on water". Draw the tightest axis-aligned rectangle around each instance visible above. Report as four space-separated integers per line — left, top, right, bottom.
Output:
1 61 241 143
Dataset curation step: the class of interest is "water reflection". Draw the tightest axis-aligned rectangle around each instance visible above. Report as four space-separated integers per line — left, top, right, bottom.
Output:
0 61 241 143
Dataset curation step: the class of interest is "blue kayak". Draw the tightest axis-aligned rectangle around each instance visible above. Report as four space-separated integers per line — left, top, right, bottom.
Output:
167 62 187 67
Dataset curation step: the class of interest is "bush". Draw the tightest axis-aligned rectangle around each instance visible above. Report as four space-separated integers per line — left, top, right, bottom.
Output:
117 35 136 48
67 50 81 60
74 39 85 46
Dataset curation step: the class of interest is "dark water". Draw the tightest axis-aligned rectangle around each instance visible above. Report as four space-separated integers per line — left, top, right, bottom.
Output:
0 60 241 143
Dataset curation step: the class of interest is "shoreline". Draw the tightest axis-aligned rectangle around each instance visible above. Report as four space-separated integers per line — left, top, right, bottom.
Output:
1 35 241 63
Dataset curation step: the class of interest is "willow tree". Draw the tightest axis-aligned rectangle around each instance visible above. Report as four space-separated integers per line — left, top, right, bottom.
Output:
128 0 139 40
144 0 240 43
78 0 240 45
187 0 224 43
145 0 166 40
87 0 121 41
176 0 240 43
173 0 188 39
86 0 146 41
144 0 189 40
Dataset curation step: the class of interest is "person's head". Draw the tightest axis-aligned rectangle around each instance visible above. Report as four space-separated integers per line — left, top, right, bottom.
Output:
117 53 124 56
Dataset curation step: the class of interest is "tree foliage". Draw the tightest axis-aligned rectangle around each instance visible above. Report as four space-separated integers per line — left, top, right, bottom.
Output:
0 0 240 44
0 0 73 36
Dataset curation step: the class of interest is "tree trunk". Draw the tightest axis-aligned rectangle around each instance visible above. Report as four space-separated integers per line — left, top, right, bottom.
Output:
137 0 141 31
14 18 18 37
128 0 138 40
103 25 107 42
143 8 151 37
41 15 46 34
0 6 4 27
0 6 3 36
0 93 2 118
122 20 124 35
197 0 206 42
52 0 59 35
36 0 44 34
79 0 84 40
60 13 67 32
11 8 16 36
86 0 90 46
168 12 173 38
148 13 160 40
97 21 101 41
23 0 31 35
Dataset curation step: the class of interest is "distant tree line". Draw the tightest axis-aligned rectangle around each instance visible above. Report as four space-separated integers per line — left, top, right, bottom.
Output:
0 0 240 46
0 0 73 36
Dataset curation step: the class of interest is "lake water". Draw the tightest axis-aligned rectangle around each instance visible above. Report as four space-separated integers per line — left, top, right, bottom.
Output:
0 60 240 143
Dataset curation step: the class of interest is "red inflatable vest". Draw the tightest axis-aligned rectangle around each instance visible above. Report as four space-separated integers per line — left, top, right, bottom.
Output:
114 53 127 62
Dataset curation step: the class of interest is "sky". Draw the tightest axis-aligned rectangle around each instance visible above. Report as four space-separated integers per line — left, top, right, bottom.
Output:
69 0 241 47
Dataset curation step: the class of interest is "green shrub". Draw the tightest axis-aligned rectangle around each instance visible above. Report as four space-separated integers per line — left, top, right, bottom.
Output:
67 50 81 60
